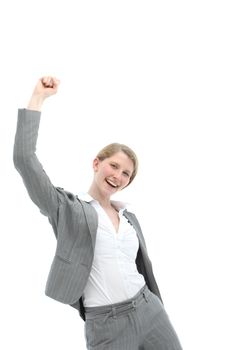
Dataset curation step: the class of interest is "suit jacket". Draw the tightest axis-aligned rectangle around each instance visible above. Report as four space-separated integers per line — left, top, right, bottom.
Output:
13 109 162 321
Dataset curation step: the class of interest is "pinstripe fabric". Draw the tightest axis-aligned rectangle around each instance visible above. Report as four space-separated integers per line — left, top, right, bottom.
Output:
84 284 182 349
13 109 163 322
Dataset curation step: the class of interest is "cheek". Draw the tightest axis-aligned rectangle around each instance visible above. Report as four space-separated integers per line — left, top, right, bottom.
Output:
103 165 113 177
121 176 130 187
97 166 110 179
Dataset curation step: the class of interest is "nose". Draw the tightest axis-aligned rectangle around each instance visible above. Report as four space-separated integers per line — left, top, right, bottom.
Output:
112 169 121 181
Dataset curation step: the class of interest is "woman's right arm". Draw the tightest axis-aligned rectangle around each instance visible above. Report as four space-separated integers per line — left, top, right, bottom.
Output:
13 77 63 221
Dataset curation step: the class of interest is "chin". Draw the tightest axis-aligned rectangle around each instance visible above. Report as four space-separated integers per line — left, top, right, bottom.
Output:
105 188 118 197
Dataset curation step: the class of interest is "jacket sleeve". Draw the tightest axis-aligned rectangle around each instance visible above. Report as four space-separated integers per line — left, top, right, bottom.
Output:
13 108 63 222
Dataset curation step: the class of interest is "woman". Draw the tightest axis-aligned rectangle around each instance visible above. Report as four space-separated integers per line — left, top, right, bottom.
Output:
13 77 183 349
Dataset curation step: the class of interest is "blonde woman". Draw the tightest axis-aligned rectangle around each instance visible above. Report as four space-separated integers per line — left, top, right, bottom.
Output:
13 77 183 349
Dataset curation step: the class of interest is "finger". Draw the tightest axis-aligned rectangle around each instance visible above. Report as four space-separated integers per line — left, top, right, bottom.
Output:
41 76 60 89
52 78 60 87
42 77 52 88
46 77 60 89
46 77 53 87
41 77 49 87
40 77 46 85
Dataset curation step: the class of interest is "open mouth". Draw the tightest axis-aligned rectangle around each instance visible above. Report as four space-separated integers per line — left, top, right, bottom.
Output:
106 179 118 189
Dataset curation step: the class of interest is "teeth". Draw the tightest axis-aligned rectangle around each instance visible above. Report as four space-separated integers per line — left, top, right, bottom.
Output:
106 179 118 188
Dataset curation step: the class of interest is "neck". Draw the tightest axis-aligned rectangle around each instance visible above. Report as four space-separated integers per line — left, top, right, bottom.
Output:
88 186 112 209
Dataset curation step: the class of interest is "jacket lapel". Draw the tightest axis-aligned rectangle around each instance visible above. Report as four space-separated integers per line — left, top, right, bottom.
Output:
77 201 147 257
79 200 98 250
123 210 147 253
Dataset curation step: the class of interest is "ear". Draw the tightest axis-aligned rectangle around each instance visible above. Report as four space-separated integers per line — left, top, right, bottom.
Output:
93 157 100 172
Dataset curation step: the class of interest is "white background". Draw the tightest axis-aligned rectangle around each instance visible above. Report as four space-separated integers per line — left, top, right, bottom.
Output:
1 1 233 349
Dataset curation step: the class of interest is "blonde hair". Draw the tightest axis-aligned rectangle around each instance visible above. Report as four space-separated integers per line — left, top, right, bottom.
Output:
96 143 138 186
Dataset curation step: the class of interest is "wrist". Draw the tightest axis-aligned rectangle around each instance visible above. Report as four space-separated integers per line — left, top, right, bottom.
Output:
27 94 45 111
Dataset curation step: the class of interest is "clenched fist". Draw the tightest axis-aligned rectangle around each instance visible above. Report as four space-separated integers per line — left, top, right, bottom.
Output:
27 76 60 111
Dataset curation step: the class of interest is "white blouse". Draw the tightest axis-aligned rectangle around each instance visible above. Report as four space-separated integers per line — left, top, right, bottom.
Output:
79 193 146 307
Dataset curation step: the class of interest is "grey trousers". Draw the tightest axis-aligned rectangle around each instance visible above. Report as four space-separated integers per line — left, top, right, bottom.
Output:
84 284 183 349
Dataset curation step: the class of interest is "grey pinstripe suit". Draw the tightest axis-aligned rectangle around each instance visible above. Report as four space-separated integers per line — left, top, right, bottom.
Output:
13 109 163 322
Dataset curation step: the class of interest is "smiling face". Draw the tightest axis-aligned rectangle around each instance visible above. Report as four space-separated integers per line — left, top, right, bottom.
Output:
92 151 134 198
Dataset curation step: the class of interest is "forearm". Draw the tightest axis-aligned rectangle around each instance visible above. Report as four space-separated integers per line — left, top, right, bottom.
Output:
13 108 61 219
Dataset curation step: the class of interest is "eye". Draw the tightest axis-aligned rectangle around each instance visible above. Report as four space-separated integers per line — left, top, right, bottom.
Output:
110 163 117 169
123 171 130 177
